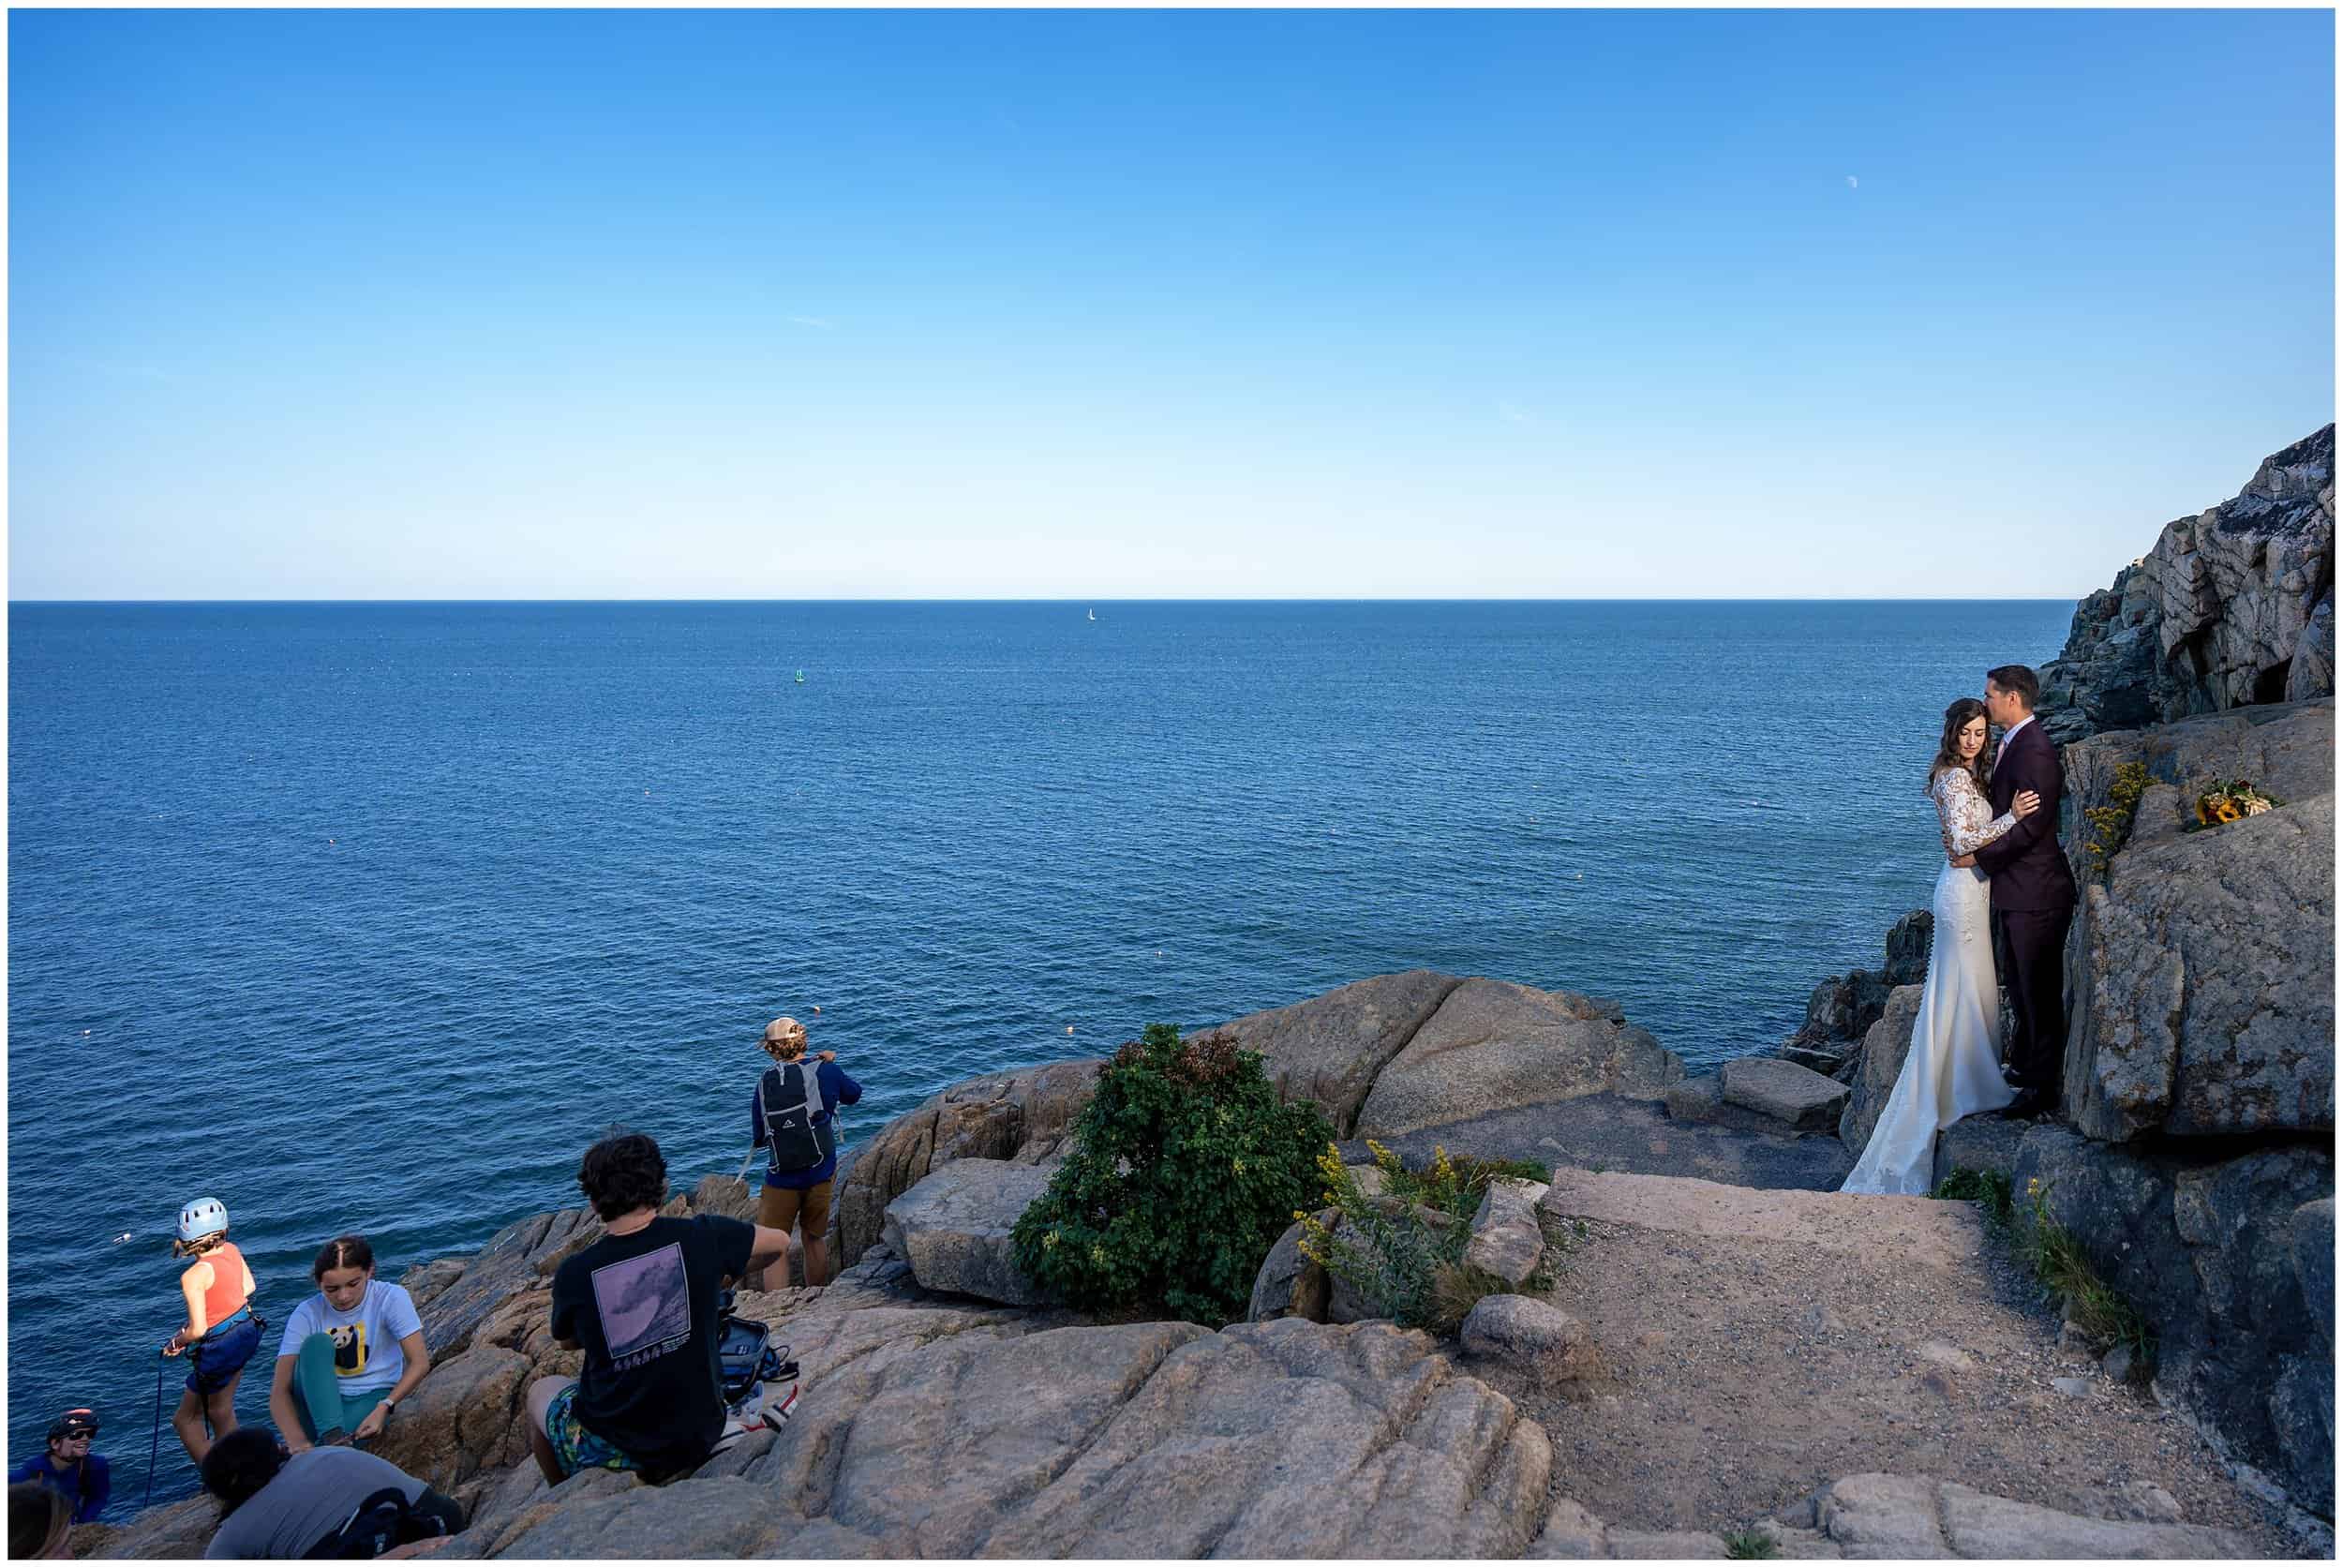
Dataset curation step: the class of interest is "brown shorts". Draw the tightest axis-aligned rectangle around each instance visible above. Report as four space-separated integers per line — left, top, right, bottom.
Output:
756 1177 832 1241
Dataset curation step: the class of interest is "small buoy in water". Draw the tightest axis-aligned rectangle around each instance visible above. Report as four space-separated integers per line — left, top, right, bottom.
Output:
82 1029 92 1036
112 1232 132 1245
1066 1025 1075 1035
812 1005 821 1014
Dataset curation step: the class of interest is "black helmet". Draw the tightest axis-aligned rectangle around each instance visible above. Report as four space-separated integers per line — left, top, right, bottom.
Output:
49 1409 98 1441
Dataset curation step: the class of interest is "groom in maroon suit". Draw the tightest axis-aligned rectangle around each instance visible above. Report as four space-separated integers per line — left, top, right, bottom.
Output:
1971 664 2078 1117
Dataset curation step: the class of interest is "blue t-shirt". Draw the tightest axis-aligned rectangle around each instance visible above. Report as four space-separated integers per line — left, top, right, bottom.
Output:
748 1060 863 1189
11 1452 112 1523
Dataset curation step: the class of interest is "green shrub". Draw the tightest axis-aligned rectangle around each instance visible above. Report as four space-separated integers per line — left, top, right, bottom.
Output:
1723 1528 1782 1560
1931 1166 2016 1236
1008 1023 1333 1325
1297 1141 1548 1335
2082 762 2153 876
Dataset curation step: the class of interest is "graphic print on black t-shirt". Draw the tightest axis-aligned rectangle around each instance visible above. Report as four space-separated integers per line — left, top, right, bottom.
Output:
589 1242 693 1369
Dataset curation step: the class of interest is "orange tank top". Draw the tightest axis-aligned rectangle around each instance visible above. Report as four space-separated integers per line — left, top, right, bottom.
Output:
187 1243 250 1331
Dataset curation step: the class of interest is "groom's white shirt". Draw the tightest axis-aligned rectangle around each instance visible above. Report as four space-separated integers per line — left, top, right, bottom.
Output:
1995 714 2035 769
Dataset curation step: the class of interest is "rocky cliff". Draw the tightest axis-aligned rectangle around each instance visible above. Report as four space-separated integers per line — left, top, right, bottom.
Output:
2037 425 2336 742
1813 426 2338 1523
83 977 2309 1560
2015 696 2335 1516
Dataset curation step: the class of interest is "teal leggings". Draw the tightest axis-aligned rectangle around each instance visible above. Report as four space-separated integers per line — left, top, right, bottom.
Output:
291 1334 392 1441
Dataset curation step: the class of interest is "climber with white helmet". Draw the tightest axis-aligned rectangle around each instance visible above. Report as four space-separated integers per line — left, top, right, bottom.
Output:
162 1197 262 1465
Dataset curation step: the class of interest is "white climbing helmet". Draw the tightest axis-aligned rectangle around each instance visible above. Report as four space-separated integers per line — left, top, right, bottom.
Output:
176 1197 230 1245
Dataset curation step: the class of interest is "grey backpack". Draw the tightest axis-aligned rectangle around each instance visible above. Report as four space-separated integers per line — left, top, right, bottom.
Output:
758 1062 835 1173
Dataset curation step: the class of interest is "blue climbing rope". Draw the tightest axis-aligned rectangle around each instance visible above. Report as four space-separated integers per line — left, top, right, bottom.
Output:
143 1351 167 1508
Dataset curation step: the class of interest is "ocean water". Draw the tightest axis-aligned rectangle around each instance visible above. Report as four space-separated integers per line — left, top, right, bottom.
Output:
7 599 2069 1503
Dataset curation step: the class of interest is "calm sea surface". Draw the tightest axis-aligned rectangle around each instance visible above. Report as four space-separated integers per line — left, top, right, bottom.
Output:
7 599 2068 1502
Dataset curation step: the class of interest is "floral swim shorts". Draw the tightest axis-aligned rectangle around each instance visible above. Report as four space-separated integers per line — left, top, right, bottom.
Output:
541 1381 642 1478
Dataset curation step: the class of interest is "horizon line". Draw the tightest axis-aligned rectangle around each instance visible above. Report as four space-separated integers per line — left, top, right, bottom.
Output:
7 595 2088 606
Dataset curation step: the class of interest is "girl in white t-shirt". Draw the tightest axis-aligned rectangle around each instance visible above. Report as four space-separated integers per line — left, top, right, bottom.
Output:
266 1236 431 1451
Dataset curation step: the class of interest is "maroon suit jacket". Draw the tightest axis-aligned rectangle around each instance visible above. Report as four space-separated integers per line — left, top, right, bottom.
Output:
1973 719 2078 913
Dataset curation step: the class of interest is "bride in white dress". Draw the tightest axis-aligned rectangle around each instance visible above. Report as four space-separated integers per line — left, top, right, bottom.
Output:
1842 698 2042 1195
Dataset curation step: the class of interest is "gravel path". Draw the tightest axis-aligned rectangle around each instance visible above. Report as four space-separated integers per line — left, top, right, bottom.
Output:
1455 1172 2311 1557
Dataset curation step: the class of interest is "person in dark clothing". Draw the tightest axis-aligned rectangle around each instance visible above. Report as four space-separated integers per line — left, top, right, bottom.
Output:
1967 664 2079 1117
747 1015 863 1287
526 1131 794 1486
9 1409 110 1524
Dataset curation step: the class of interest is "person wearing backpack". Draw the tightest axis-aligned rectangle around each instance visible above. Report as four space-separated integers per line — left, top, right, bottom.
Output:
196 1428 461 1559
748 1015 863 1288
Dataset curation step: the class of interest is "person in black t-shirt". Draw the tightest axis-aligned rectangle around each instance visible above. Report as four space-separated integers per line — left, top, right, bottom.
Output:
528 1132 794 1484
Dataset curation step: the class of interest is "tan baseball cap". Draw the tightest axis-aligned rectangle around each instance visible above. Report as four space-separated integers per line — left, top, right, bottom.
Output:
763 1016 806 1046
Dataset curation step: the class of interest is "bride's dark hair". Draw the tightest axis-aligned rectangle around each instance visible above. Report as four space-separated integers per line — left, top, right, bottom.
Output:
1928 697 1993 795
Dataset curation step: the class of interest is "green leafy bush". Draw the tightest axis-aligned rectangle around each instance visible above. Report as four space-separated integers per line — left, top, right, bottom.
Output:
1931 1165 2016 1236
1298 1141 1550 1335
1009 1023 1333 1325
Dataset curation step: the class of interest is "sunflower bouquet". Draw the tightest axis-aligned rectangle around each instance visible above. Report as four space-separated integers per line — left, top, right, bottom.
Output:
2187 776 2283 829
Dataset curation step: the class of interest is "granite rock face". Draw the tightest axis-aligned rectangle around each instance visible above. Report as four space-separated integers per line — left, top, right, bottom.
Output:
1459 1293 1593 1383
1836 983 1923 1153
833 1055 1105 1270
1201 968 1465 1136
1246 1211 1334 1323
730 1316 1553 1558
2295 1198 2336 1354
879 1157 1058 1307
370 1343 530 1493
1465 1176 1552 1288
401 1206 600 1362
2039 425 2336 743
2058 701 2334 1142
2015 1124 2335 1515
1929 1114 2026 1191
1356 979 1681 1139
1781 910 1932 1072
1720 1056 1850 1132
1518 1472 2252 1560
1805 1471 2251 1559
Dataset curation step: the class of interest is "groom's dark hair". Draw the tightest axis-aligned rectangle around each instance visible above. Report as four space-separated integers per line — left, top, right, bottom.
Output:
1986 665 2039 709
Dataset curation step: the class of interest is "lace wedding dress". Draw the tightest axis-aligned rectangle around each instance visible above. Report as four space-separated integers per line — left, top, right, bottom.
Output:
1841 767 2019 1195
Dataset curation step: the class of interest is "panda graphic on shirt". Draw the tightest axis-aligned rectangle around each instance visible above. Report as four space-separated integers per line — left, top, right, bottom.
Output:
328 1321 368 1377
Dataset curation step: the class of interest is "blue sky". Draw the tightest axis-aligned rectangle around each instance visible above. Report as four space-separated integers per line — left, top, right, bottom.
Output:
8 8 2334 599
